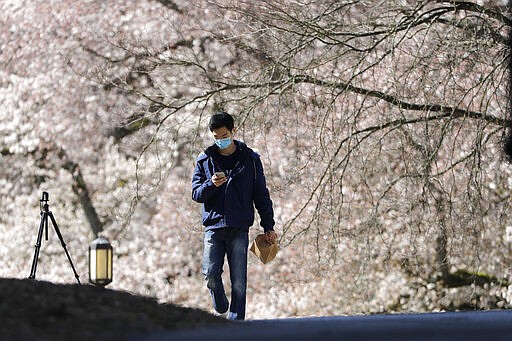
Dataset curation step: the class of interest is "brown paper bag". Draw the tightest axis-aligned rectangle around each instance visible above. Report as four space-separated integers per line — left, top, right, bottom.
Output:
250 234 278 264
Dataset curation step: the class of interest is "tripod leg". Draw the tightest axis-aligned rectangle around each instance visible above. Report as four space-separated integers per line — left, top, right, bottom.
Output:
48 211 81 284
29 212 47 279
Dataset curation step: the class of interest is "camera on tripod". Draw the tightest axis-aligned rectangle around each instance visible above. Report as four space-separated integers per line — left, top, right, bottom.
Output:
29 191 81 284
41 191 49 202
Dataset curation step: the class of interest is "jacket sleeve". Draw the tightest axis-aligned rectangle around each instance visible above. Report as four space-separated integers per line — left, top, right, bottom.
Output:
252 156 275 232
191 156 218 203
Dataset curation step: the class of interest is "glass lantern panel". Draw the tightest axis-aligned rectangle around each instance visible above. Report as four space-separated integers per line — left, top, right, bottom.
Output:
96 249 109 279
107 248 112 278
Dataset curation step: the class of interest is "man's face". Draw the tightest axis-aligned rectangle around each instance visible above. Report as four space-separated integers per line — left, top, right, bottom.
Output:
211 126 236 150
211 127 234 140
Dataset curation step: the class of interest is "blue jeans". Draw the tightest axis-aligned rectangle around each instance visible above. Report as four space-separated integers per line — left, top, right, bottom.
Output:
202 227 249 320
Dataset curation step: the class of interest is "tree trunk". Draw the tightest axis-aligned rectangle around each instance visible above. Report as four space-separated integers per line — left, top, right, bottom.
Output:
435 198 450 284
436 223 450 283
62 160 104 237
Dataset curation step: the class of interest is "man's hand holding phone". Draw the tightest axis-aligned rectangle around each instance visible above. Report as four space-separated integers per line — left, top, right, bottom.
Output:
212 171 227 187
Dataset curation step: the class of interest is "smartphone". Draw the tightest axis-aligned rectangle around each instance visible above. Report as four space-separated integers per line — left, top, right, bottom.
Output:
214 171 226 178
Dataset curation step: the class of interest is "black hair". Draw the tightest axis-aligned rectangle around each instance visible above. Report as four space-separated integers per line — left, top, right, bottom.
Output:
209 111 234 132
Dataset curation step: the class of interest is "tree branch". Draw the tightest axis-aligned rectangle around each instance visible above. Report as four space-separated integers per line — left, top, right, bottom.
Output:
1 147 12 156
104 115 157 141
55 147 104 237
153 0 183 14
61 158 104 237
293 74 510 127
436 0 512 27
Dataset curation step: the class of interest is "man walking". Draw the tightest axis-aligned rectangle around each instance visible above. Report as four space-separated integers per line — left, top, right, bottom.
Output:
192 111 277 320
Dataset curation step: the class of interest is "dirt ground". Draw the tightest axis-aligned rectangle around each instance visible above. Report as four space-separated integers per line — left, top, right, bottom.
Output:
0 278 228 340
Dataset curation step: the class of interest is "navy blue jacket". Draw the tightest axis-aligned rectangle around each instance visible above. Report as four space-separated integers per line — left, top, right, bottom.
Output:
192 140 275 232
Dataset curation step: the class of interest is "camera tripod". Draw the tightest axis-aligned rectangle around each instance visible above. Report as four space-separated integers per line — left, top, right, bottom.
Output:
29 192 81 284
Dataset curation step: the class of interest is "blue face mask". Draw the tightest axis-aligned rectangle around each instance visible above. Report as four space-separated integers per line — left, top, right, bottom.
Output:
215 137 232 150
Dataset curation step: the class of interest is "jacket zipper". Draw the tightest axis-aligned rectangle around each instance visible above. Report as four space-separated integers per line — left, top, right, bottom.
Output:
223 160 241 227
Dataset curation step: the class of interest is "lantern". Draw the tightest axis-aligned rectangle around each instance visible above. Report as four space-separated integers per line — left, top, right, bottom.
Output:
89 237 113 286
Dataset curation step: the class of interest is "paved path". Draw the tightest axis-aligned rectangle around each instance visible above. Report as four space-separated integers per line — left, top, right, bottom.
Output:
136 310 512 341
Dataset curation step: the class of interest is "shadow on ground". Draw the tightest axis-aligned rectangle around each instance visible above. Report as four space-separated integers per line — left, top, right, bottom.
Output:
0 278 228 340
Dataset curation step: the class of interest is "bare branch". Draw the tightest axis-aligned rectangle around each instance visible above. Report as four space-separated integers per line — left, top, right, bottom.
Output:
293 74 509 127
435 0 512 27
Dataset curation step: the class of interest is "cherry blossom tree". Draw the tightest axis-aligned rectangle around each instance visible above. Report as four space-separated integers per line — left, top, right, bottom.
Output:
1 0 511 318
